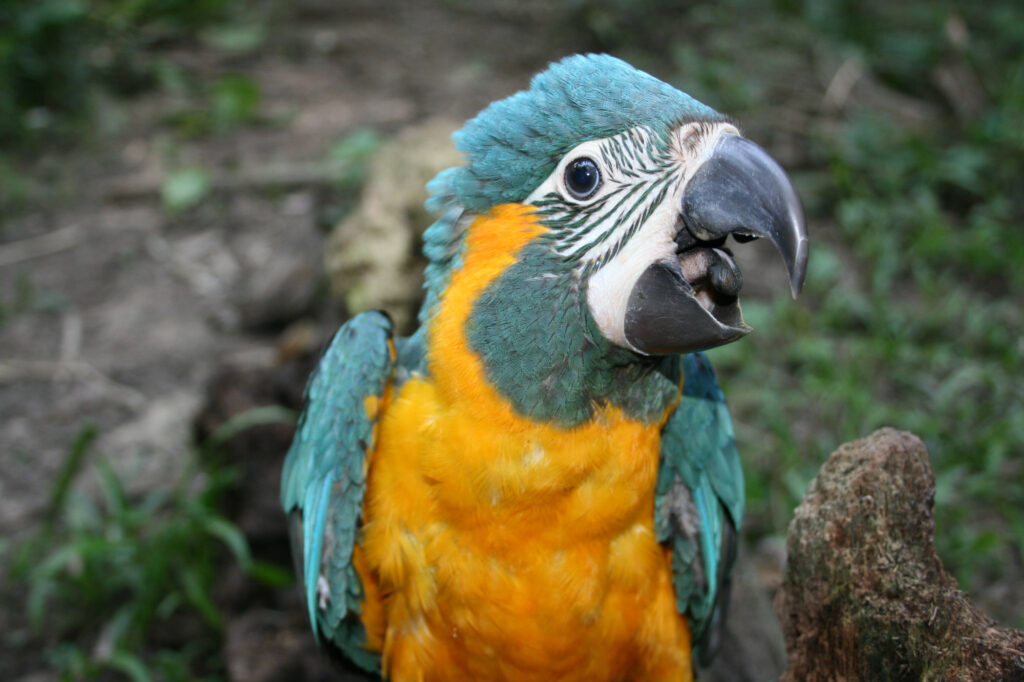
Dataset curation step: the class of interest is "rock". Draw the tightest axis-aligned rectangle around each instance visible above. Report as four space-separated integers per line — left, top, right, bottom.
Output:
775 428 1024 681
229 194 324 332
325 118 463 333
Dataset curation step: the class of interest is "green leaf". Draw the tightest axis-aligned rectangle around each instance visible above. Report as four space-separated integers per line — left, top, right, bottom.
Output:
153 58 189 94
329 128 383 190
209 74 261 130
44 423 96 532
107 649 152 682
329 129 383 165
203 404 296 449
162 167 210 212
203 515 251 568
27 565 60 626
155 592 183 620
201 23 267 53
94 456 127 520
248 560 295 588
103 604 137 652
179 567 221 630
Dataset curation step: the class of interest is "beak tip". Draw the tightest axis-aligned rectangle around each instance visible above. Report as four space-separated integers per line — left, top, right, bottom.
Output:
787 228 809 300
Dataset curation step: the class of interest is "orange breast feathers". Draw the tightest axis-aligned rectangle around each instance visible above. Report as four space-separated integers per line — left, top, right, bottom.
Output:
357 204 693 681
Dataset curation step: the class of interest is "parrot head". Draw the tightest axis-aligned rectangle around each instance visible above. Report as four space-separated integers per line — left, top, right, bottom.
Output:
427 54 807 357
422 54 807 423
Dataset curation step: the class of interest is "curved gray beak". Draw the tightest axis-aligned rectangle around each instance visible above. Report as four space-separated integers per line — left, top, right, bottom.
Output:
624 134 809 355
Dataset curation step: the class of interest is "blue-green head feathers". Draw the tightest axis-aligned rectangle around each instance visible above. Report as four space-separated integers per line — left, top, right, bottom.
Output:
432 54 722 212
420 54 724 325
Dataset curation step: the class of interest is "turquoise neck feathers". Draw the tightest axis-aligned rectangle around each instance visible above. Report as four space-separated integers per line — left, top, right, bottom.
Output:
467 240 681 427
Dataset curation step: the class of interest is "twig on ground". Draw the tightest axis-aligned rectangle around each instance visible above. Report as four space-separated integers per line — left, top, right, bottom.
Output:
0 359 146 411
0 225 84 268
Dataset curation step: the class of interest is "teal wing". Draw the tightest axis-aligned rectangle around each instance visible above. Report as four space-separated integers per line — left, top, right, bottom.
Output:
280 311 393 673
655 351 743 666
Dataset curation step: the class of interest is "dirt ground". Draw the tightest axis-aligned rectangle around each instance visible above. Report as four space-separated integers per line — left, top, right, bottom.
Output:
1 0 578 535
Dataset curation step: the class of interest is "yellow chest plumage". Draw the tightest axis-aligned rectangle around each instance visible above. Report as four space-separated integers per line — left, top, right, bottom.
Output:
356 206 693 681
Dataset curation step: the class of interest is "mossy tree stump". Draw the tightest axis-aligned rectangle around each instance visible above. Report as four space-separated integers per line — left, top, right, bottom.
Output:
775 428 1024 681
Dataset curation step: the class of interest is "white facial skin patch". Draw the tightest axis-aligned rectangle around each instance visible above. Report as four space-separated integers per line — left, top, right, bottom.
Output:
525 121 740 353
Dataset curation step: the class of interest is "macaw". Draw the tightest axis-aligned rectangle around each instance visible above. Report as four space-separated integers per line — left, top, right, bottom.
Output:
281 54 807 681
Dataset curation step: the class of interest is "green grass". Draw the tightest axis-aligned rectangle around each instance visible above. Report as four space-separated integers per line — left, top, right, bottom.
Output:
9 418 293 681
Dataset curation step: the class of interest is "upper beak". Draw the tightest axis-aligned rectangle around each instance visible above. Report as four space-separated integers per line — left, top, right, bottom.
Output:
624 134 808 355
682 134 808 298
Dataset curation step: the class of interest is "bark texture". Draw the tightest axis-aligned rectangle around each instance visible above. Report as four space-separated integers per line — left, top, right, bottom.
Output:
775 428 1024 681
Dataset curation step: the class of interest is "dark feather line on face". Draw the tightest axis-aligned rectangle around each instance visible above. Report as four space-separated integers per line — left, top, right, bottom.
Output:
529 125 692 271
549 174 675 259
535 184 628 238
584 179 673 277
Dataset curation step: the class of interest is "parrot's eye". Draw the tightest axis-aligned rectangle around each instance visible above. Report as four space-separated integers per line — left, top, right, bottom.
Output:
564 157 601 200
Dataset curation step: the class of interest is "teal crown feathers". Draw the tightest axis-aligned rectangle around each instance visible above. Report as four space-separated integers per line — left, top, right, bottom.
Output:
428 53 724 213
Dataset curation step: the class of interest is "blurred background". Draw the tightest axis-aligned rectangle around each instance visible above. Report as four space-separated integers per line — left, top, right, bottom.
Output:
1 1 1021 680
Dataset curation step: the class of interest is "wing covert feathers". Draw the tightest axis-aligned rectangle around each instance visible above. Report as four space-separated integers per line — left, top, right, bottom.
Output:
280 311 393 672
656 352 742 664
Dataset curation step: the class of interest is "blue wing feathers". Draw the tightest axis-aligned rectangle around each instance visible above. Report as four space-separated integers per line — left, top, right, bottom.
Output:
657 351 742 660
303 476 333 636
679 353 743 525
280 311 393 671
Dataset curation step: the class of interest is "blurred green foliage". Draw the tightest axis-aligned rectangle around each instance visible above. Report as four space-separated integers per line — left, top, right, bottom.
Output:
0 0 93 138
0 272 67 327
165 73 263 137
0 0 252 142
12 414 294 681
161 166 211 212
315 128 386 228
329 129 385 192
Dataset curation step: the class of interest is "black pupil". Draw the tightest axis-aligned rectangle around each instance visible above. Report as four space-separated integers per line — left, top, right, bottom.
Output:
566 158 600 198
